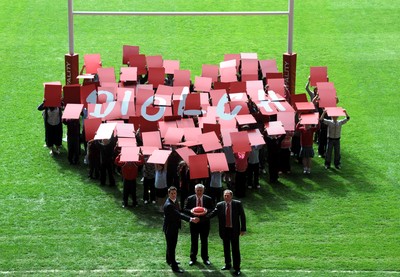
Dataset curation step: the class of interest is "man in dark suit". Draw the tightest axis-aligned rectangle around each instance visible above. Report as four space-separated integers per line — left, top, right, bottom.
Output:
163 186 199 273
207 189 246 276
183 184 215 266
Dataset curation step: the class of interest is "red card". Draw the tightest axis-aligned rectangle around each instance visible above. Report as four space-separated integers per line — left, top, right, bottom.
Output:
207 153 229 172
128 54 147 75
120 67 137 82
189 154 209 179
44 84 62 107
163 60 180 74
80 84 97 108
221 128 238 146
230 131 251 153
117 137 137 147
84 54 102 74
175 146 197 164
148 67 165 88
201 64 219 83
291 93 308 104
229 81 247 94
173 69 191 87
84 118 102 141
229 101 250 115
259 59 278 76
142 131 162 149
62 104 83 120
325 107 346 117
63 84 81 104
241 74 258 82
146 55 163 68
194 76 212 92
310 66 328 86
198 131 222 152
122 45 139 65
147 149 172 164
267 78 286 96
265 72 283 81
184 93 201 112
120 146 141 162
202 123 221 139
299 112 319 125
97 86 116 103
295 102 315 112
317 82 337 108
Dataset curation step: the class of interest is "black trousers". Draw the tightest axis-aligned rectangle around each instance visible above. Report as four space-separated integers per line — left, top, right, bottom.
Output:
165 229 179 268
123 179 137 206
189 222 210 261
222 228 241 271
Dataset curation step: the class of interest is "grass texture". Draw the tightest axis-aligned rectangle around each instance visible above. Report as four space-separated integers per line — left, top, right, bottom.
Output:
0 0 399 276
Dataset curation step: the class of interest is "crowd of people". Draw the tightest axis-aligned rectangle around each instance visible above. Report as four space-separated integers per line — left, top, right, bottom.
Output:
38 50 350 274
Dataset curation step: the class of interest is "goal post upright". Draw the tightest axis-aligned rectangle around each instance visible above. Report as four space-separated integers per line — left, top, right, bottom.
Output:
65 0 296 92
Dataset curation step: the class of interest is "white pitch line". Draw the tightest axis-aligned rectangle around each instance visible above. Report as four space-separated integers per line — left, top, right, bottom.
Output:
1 268 400 275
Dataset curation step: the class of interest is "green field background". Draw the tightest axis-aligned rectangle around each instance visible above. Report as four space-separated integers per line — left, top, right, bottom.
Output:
0 0 399 276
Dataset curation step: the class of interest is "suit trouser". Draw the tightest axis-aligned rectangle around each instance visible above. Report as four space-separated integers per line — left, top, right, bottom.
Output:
165 230 179 268
325 138 341 166
222 228 240 271
190 222 210 261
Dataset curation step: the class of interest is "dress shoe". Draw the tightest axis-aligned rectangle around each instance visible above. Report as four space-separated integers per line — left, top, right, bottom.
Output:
167 261 180 266
221 265 231 270
233 270 241 276
189 260 196 266
172 267 184 273
203 260 211 266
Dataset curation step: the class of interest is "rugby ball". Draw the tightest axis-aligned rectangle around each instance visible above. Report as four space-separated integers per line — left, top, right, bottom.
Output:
191 206 207 216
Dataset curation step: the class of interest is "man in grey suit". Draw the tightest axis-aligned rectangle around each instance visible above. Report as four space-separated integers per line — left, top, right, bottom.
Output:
207 189 246 276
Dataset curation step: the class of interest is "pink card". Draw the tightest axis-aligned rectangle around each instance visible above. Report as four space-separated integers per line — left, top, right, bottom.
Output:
163 60 180 74
146 55 163 68
198 131 222 152
44 84 62 107
189 154 209 179
194 76 212 92
267 78 286 96
140 146 158 156
117 87 135 102
63 84 81 104
201 64 219 83
265 121 286 136
142 131 162 149
258 101 278 116
175 146 197 164
223 54 240 67
94 122 117 140
240 52 258 60
221 128 238 147
247 129 265 146
241 59 259 74
84 118 102 141
164 127 184 145
117 137 137 147
310 66 328 86
80 84 97 108
220 67 237 83
173 69 191 87
182 127 202 142
209 89 227 106
122 45 139 65
135 87 154 106
236 114 257 125
207 153 229 172
147 149 172 164
246 80 263 91
158 121 177 138
62 104 83 120
202 123 221 140
84 54 102 74
97 67 116 84
277 111 295 131
120 146 141 162
120 67 137 82
230 131 251 153
177 118 195 128
116 123 135 138
241 74 258 82
259 59 278 76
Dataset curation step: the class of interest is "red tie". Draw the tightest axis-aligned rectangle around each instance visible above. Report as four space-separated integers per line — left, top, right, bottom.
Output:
197 197 201 207
226 203 231 227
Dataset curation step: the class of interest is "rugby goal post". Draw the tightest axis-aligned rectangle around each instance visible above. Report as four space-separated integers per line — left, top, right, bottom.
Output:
65 0 296 94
